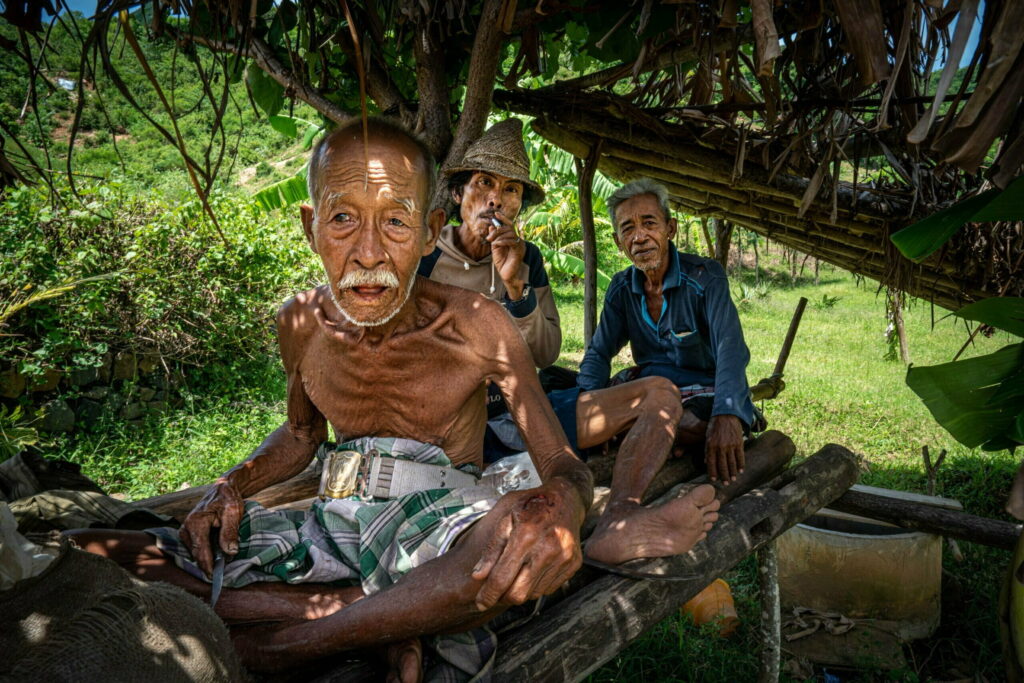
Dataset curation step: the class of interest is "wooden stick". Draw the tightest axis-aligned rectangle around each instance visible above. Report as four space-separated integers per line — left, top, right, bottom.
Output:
829 489 1022 551
772 297 808 377
757 541 781 683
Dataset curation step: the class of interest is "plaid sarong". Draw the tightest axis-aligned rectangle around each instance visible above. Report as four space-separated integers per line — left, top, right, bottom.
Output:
147 436 502 682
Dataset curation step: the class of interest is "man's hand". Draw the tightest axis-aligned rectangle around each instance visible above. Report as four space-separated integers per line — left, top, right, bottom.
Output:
705 414 745 483
487 212 526 299
179 479 244 576
470 480 585 611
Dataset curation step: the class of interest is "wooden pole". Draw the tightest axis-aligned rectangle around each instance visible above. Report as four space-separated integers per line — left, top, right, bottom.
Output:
757 541 781 683
576 139 604 349
829 489 1022 550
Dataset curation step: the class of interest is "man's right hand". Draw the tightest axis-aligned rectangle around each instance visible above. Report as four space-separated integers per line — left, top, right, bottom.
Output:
179 479 244 576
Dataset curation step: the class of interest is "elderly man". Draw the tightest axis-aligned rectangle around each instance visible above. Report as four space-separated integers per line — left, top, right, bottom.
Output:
69 121 720 681
582 178 759 491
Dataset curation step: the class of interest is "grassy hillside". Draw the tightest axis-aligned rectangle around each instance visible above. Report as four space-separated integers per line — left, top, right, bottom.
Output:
1 10 318 194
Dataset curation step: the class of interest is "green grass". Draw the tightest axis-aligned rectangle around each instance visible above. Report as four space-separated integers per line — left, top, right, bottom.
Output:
54 258 1016 681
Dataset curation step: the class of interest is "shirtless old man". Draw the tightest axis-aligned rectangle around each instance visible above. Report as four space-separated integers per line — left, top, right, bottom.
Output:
68 119 719 680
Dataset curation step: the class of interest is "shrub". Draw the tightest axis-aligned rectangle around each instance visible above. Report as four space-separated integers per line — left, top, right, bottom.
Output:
0 178 319 380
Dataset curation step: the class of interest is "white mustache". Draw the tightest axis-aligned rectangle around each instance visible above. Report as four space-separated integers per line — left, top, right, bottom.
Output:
338 269 399 289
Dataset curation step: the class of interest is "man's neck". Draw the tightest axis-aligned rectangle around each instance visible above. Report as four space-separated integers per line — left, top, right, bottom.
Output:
640 253 671 299
453 221 491 262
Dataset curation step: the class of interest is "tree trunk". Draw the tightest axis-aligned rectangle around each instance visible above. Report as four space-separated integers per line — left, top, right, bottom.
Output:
753 236 760 283
699 217 715 259
714 217 733 269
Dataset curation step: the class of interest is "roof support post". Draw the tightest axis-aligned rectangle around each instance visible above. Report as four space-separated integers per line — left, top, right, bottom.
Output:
575 139 604 350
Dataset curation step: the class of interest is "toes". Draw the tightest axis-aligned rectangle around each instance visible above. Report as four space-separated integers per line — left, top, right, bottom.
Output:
690 484 717 506
702 497 722 512
704 510 719 523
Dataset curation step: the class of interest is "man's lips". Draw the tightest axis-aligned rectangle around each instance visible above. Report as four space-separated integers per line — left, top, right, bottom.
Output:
632 247 656 258
349 285 390 299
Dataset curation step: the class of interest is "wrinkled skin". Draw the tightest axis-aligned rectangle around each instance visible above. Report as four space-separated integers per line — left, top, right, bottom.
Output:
68 123 592 679
452 171 527 299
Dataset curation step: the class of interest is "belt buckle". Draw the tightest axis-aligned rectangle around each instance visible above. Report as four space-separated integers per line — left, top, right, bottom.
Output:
318 449 363 500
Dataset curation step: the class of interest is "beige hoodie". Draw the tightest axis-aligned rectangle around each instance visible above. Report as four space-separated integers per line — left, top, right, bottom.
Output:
418 224 562 368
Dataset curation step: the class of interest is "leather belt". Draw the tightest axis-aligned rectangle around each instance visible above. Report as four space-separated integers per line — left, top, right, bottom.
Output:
319 447 491 501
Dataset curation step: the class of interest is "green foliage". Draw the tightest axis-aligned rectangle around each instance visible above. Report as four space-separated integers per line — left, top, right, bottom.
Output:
536 245 611 289
906 343 1024 451
255 167 309 212
0 405 39 461
0 178 318 379
891 175 1023 261
0 12 320 192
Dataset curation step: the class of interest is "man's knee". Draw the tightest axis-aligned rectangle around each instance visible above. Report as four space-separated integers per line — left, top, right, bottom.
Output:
635 376 683 421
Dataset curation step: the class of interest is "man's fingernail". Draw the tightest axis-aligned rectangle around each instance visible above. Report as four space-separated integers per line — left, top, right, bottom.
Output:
228 543 238 554
472 560 483 574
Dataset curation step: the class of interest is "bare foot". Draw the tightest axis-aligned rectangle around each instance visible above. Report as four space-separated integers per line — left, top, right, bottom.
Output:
584 484 721 565
383 637 423 683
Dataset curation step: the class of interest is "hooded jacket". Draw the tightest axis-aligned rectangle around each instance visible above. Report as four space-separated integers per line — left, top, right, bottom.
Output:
418 223 562 369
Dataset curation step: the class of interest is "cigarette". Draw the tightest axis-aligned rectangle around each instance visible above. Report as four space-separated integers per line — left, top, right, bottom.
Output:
490 217 502 228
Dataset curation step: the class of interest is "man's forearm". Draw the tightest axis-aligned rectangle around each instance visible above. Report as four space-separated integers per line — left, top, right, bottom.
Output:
220 422 318 497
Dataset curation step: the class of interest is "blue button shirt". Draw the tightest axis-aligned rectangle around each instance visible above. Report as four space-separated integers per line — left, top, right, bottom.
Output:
578 244 755 427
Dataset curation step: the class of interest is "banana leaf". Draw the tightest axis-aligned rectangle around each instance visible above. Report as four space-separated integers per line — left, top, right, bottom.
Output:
905 343 1024 449
890 188 999 261
254 169 308 212
536 245 611 289
972 174 1024 222
956 297 1024 337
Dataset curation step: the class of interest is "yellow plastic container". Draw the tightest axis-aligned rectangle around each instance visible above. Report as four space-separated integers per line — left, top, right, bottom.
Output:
680 578 739 637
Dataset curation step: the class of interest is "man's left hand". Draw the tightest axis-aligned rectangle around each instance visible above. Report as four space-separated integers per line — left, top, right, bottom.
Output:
487 212 526 299
470 480 585 611
705 414 745 483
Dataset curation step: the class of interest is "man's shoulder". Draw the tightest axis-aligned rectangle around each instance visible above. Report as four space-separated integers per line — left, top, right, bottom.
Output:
606 268 633 298
676 251 728 288
276 286 329 340
278 286 326 321
416 276 508 318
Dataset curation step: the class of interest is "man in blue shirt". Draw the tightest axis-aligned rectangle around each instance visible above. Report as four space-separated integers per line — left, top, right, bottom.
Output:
581 178 757 485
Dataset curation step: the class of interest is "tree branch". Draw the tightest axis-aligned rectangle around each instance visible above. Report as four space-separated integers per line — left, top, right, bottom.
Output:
248 33 351 124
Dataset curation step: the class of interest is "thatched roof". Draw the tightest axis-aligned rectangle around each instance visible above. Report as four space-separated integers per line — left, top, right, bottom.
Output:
4 0 1023 309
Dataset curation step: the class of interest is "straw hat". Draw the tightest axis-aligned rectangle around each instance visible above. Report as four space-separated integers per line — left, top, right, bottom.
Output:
445 118 546 205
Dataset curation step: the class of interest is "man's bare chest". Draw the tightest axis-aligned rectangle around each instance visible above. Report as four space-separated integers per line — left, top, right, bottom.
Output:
299 332 486 437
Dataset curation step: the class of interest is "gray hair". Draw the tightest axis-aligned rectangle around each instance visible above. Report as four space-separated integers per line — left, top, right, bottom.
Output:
607 178 671 229
306 117 437 218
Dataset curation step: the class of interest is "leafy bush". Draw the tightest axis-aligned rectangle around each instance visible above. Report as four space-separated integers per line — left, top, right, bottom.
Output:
0 178 319 380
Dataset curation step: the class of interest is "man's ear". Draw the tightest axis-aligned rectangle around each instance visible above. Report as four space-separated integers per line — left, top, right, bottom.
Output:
450 186 462 206
300 204 317 251
613 229 623 253
423 207 445 255
667 217 678 242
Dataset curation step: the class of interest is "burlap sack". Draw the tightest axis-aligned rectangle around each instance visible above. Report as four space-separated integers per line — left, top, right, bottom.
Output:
1 541 245 682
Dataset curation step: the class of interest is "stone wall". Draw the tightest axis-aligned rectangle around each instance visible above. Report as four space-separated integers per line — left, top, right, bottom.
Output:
0 350 182 434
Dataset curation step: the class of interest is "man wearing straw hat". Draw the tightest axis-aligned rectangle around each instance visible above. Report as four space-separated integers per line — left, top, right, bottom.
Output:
418 118 562 372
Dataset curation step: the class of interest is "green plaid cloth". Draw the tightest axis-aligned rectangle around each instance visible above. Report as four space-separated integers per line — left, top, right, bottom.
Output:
147 436 503 681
